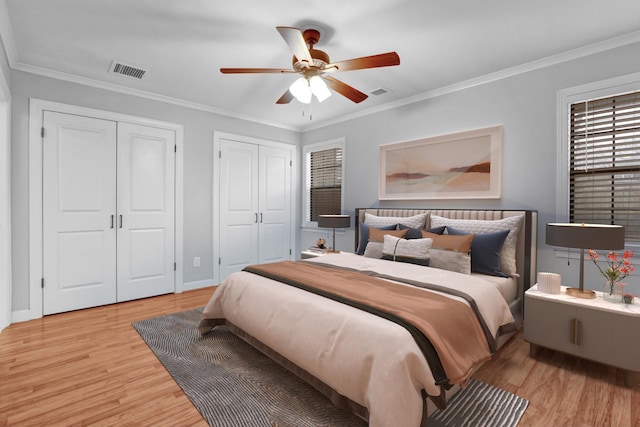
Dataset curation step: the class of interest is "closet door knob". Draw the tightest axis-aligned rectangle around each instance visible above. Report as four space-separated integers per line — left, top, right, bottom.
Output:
260 213 263 223
110 215 114 229
119 215 123 228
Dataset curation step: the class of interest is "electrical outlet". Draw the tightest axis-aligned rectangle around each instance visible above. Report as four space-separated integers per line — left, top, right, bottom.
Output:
193 256 200 267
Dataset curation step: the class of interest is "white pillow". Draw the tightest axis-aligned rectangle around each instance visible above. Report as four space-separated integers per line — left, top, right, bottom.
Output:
364 212 428 229
430 248 471 274
430 214 523 276
382 235 432 266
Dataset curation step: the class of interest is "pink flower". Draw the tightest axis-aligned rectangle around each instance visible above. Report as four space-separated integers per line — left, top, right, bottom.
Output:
589 249 635 286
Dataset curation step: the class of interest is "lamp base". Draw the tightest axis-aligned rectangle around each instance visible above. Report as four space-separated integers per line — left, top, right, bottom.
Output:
565 287 596 299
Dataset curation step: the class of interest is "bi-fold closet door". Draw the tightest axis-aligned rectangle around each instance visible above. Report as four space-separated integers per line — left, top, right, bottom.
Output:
42 111 175 315
218 138 292 282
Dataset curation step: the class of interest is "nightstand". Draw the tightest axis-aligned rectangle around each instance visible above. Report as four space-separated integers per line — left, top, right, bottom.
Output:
524 285 640 387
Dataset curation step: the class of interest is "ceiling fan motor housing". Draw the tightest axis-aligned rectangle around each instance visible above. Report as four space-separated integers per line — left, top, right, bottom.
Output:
293 49 330 70
292 29 330 71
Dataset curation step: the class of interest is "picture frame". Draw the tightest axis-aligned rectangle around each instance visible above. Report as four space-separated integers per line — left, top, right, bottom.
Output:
379 125 502 200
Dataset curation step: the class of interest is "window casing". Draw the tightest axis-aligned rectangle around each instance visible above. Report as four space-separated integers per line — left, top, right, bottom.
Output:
303 138 345 227
569 90 640 242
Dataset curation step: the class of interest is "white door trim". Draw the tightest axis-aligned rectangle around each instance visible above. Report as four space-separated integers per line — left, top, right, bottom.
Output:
28 98 184 320
0 73 11 331
212 131 298 285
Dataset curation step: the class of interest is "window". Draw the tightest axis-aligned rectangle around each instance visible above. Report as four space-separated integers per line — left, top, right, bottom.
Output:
569 90 640 242
303 138 345 226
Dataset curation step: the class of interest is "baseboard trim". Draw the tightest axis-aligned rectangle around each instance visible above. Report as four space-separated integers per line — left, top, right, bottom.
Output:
178 279 216 293
12 309 33 324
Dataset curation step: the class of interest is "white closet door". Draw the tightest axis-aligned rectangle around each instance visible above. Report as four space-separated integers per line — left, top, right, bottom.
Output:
43 112 117 315
258 145 291 264
116 123 175 301
219 139 259 281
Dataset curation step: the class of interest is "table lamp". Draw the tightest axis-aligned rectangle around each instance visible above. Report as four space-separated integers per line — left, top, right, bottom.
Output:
546 223 625 298
318 214 351 253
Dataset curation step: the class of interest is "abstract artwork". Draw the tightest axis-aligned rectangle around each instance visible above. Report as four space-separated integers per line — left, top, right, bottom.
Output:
379 126 502 200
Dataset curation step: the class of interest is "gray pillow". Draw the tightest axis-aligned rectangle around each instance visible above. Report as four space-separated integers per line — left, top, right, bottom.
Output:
381 235 432 266
430 249 471 274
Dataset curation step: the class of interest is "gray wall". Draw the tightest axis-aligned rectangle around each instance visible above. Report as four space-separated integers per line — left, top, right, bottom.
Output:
10 70 299 312
8 40 640 315
0 41 10 331
300 41 640 296
0 35 9 90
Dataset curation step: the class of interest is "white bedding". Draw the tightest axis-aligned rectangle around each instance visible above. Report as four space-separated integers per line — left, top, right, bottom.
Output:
470 272 517 303
200 253 516 427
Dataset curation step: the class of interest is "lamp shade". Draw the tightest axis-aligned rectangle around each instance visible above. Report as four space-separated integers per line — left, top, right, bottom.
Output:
546 223 625 250
318 214 351 229
309 76 331 102
289 77 312 104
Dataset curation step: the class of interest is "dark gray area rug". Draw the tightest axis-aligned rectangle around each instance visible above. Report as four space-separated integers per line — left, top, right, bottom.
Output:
133 308 528 427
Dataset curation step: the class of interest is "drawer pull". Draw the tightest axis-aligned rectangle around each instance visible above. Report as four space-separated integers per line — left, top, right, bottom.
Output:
570 318 576 344
569 318 582 346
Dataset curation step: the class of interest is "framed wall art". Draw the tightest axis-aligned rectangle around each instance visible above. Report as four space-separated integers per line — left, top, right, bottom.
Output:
379 125 502 200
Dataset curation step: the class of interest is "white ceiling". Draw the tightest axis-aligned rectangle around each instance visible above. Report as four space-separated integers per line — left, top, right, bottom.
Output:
3 0 640 131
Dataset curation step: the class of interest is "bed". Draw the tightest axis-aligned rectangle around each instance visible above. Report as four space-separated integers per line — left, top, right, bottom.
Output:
199 208 537 426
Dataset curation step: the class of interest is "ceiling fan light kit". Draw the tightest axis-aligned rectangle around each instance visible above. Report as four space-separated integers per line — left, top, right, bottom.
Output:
310 76 331 102
289 75 331 104
220 26 400 105
289 77 313 103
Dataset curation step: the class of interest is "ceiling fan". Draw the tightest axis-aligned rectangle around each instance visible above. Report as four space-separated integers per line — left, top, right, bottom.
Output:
220 26 400 104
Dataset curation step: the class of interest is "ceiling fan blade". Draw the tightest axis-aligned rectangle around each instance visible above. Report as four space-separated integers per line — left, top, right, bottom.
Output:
276 89 294 104
220 68 295 74
323 76 368 103
326 52 400 72
276 26 313 65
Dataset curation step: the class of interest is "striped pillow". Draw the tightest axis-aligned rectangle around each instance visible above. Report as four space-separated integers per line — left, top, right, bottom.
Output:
364 212 428 230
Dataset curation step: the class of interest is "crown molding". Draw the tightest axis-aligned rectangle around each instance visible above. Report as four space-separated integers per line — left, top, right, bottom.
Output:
2 2 639 134
12 62 303 132
301 29 640 132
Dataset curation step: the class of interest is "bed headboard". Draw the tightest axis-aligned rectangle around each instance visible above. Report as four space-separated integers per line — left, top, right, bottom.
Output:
354 208 538 317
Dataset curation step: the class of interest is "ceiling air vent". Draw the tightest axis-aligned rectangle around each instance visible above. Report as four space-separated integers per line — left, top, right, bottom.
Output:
370 87 390 96
109 61 147 79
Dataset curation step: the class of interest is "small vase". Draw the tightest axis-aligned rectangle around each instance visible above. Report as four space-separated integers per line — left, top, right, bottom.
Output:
603 281 624 303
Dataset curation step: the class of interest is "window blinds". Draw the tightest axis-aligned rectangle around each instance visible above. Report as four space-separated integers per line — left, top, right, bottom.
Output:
569 90 640 242
310 147 342 222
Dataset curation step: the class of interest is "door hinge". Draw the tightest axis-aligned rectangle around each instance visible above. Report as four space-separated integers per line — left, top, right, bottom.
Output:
289 160 292 167
174 262 177 271
41 127 45 138
174 145 177 153
219 150 222 159
289 249 292 255
219 257 221 265
41 277 45 288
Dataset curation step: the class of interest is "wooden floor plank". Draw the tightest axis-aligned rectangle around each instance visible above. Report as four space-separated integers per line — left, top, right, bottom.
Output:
1 286 637 426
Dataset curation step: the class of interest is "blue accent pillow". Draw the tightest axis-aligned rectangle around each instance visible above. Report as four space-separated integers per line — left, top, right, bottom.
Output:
447 227 509 277
357 223 396 255
399 224 446 239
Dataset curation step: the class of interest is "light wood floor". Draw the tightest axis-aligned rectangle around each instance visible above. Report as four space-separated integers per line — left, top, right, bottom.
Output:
1 287 638 426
